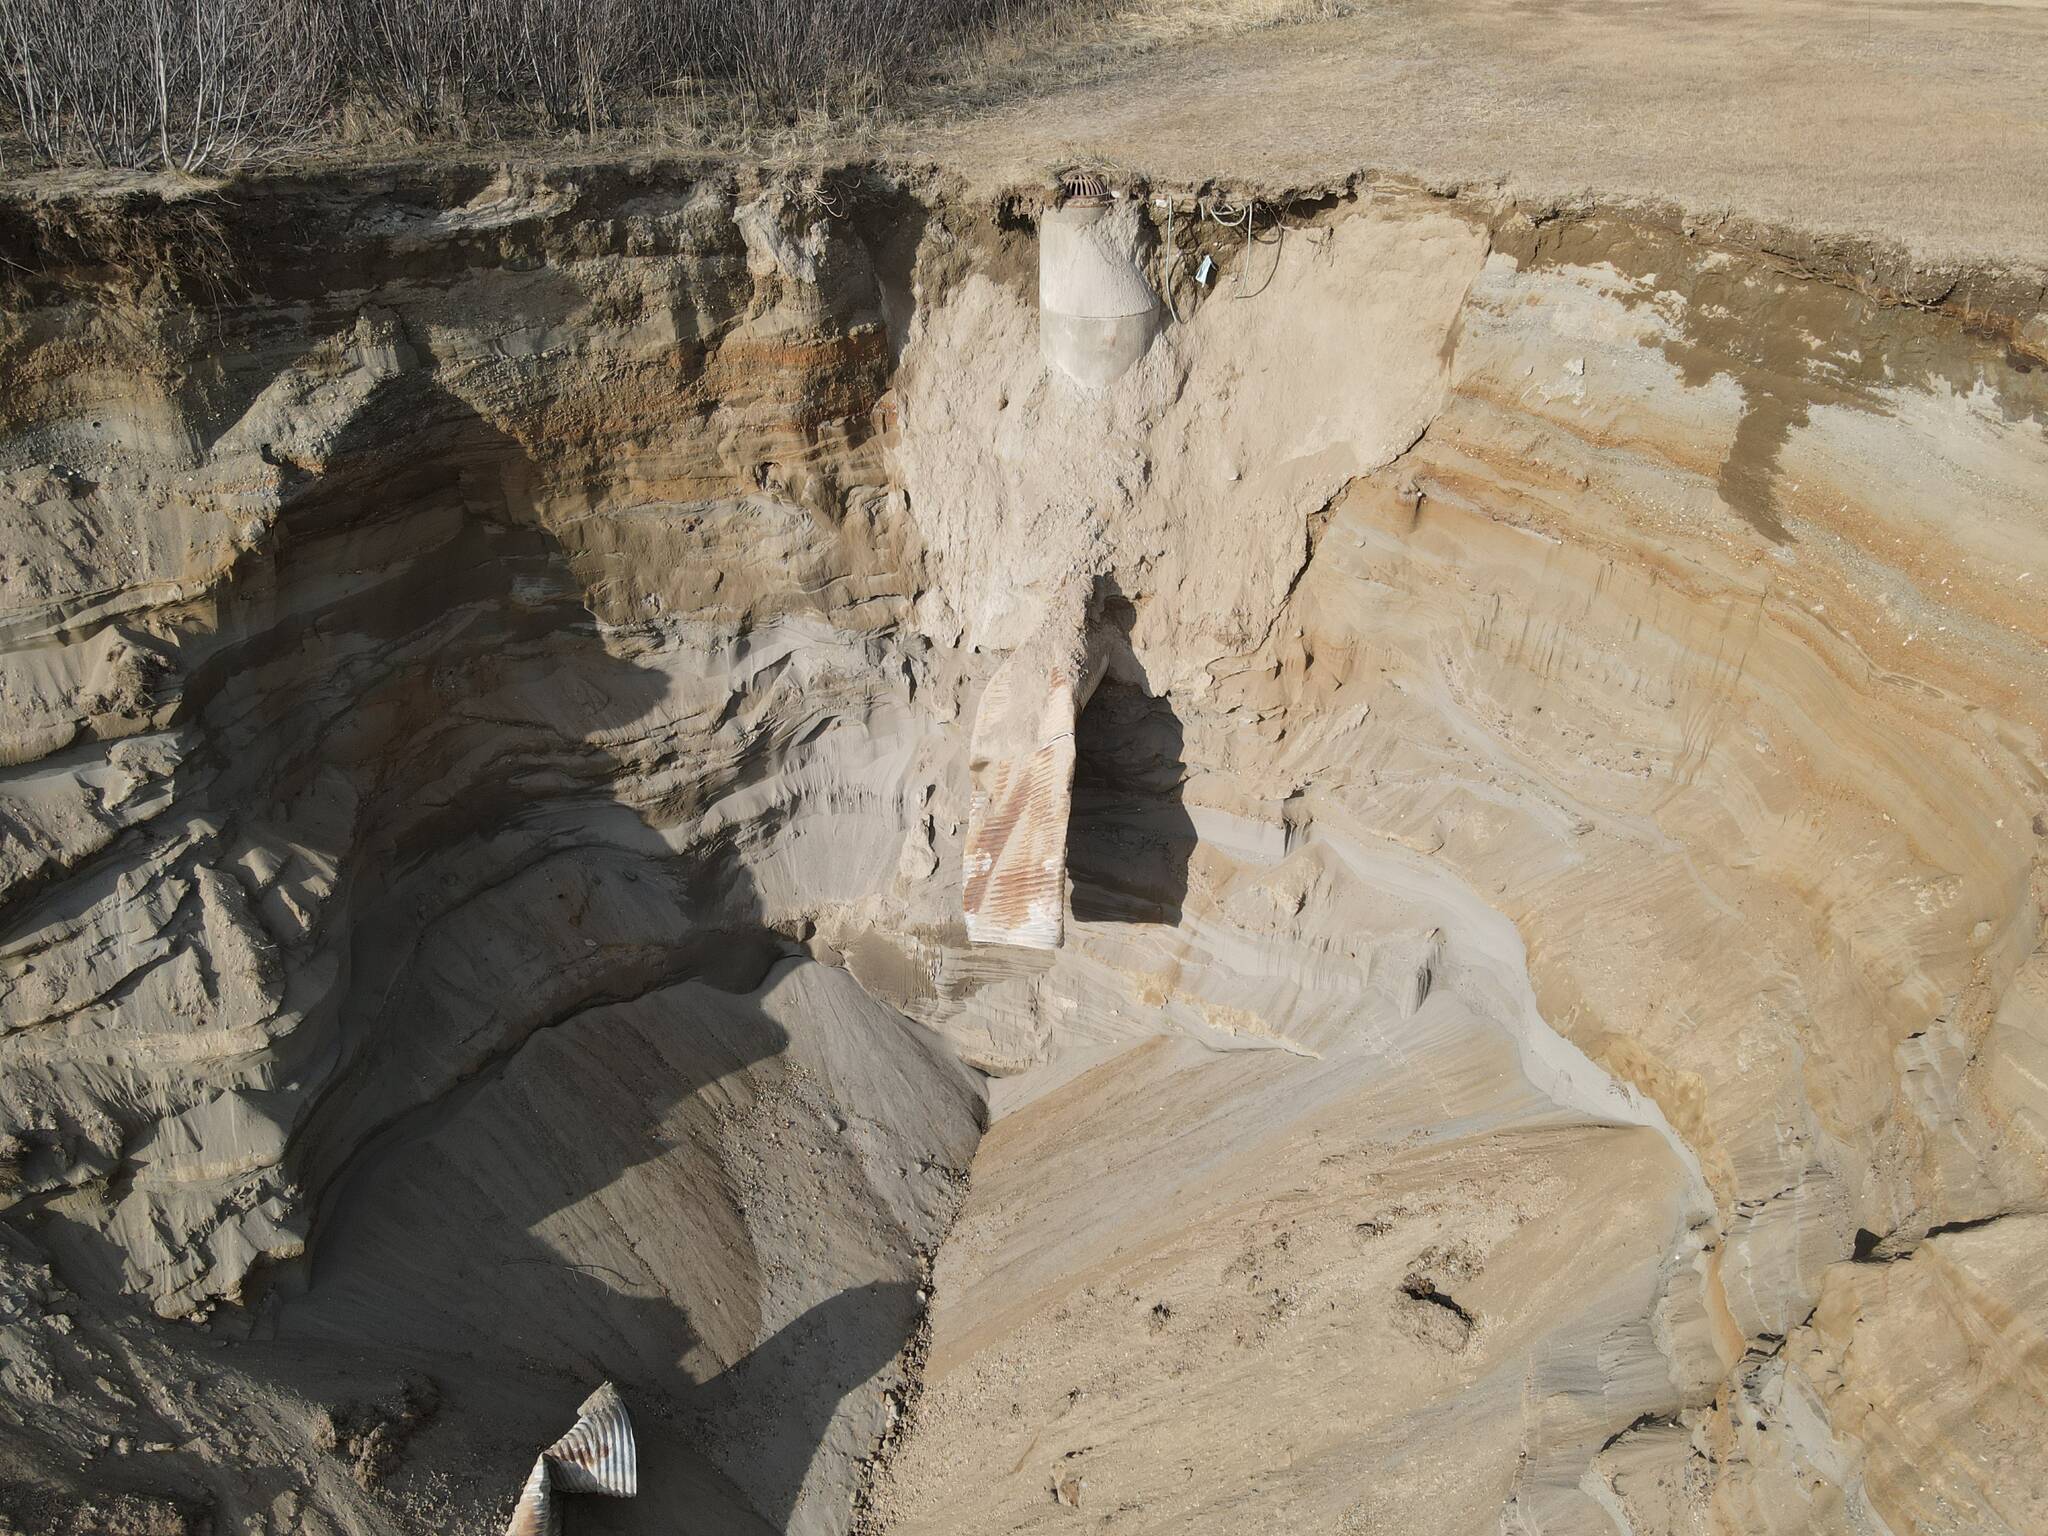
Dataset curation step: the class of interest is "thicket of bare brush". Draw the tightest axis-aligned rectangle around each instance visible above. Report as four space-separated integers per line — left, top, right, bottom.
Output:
0 0 1052 173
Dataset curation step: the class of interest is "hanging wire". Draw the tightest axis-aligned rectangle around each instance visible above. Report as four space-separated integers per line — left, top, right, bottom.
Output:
1159 196 1187 324
1154 191 1316 316
1201 198 1285 299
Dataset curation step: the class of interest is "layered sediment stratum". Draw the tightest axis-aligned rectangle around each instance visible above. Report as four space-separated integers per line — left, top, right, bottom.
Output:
0 166 2042 1536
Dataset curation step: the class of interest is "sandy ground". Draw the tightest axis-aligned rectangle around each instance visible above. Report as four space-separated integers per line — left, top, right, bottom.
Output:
904 0 2048 269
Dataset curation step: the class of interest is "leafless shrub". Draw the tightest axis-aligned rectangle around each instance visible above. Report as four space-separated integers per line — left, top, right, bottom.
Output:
693 0 1055 117
475 0 664 131
341 0 676 133
0 0 338 172
480 0 613 129
711 0 905 116
344 0 1089 130
339 0 471 133
1 0 1077 169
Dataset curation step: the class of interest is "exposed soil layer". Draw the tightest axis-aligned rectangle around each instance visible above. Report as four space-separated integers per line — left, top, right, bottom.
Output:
0 164 2044 1536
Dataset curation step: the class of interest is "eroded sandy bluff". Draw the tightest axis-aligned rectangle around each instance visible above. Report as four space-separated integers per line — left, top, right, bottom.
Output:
2 40 2047 1536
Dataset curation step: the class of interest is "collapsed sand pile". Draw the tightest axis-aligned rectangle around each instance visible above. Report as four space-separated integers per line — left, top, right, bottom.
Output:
0 165 2043 1536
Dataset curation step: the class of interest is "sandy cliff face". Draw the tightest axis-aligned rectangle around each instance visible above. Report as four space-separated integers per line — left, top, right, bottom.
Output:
0 168 2041 1536
0 168 980 1536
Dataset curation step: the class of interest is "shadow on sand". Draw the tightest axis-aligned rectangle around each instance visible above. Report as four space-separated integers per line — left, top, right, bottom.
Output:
1068 584 1197 928
13 371 941 1533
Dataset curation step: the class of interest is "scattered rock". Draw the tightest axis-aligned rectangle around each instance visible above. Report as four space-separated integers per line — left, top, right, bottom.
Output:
312 1373 441 1490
